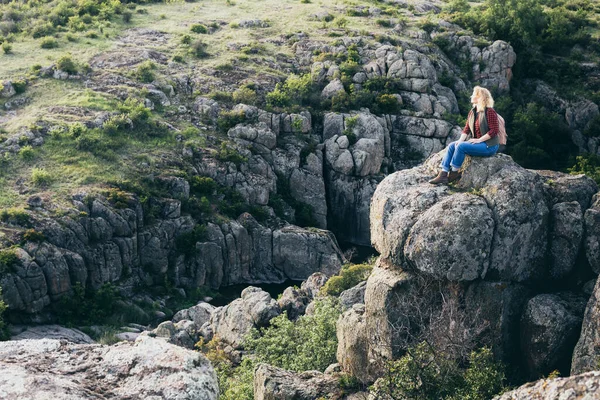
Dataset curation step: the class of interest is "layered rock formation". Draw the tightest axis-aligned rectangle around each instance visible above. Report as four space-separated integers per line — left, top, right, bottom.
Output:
0 190 344 319
0 336 218 399
337 151 598 383
493 371 600 400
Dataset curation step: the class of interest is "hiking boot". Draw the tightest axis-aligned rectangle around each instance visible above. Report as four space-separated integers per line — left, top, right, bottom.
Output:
428 171 448 185
448 170 462 183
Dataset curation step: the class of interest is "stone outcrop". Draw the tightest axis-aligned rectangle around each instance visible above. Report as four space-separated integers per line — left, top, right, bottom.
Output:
0 191 344 318
253 363 340 400
209 286 281 348
0 336 218 400
571 277 600 375
11 325 94 344
520 293 587 378
337 151 598 384
493 371 600 400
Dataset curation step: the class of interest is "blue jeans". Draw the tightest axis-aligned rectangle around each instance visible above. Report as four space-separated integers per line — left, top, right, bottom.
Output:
441 141 499 171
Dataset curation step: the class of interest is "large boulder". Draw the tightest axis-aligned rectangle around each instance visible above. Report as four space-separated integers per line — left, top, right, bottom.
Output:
11 325 94 344
254 363 340 400
0 336 218 399
571 277 600 375
583 194 600 274
210 286 281 348
372 152 559 282
520 293 587 378
493 371 600 400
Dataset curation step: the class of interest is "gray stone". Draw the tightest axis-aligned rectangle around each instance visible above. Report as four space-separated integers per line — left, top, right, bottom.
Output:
254 363 340 400
493 371 600 400
11 325 94 344
339 281 367 309
549 202 583 280
521 293 587 378
321 79 346 99
572 278 600 375
0 336 218 399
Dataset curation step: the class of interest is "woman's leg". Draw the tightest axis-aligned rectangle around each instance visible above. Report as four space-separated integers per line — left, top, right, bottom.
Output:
440 141 458 172
451 142 497 169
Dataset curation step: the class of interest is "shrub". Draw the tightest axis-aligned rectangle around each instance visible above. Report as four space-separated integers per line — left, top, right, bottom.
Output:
217 109 247 133
376 93 401 114
190 39 209 58
376 19 393 27
245 297 342 372
135 60 156 83
172 54 184 63
54 282 120 325
11 80 26 94
191 23 208 34
0 248 19 275
232 87 257 105
23 229 45 242
32 23 55 39
216 142 247 165
85 31 99 39
69 122 87 138
321 262 373 296
56 54 78 74
181 34 192 44
40 37 59 49
266 73 314 109
31 168 53 186
569 155 600 184
123 10 133 23
190 176 217 196
19 145 35 160
372 344 507 400
1 42 12 54
0 208 30 226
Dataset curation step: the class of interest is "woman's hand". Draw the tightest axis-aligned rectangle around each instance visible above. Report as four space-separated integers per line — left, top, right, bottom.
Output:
468 138 481 144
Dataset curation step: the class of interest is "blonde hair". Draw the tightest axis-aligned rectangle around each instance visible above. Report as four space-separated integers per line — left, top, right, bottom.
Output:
471 86 494 111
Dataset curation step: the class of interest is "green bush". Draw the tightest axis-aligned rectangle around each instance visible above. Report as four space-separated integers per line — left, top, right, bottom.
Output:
69 122 87 138
31 168 53 187
11 80 26 94
56 54 78 74
32 22 55 39
245 297 342 372
190 176 217 196
122 10 132 23
232 87 257 105
191 23 208 34
181 34 192 44
569 155 600 185
216 142 247 165
135 60 156 83
40 37 59 49
507 102 576 170
102 114 130 135
372 344 507 400
1 42 12 54
0 248 19 276
18 145 35 160
23 229 45 242
176 224 208 255
54 282 120 325
0 208 30 226
190 39 209 58
321 262 373 296
216 109 247 133
265 73 314 109
376 93 401 114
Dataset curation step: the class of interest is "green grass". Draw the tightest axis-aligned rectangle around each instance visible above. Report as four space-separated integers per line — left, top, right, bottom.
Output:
0 0 416 209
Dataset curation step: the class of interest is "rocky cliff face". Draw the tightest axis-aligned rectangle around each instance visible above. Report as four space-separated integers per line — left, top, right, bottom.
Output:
0 190 344 319
337 151 599 383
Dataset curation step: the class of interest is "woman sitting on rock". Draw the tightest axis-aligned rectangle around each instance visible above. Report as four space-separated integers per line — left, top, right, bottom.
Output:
429 86 500 185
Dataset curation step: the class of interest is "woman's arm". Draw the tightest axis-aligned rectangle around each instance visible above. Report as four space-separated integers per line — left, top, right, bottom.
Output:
458 133 468 142
468 133 491 144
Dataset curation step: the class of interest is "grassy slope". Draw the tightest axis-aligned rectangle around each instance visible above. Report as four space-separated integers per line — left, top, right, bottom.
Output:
0 0 417 209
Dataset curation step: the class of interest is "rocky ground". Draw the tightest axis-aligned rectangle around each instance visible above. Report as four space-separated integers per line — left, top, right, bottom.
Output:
0 0 600 398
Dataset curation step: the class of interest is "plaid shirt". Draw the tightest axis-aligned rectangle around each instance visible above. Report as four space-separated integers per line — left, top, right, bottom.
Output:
462 108 499 139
